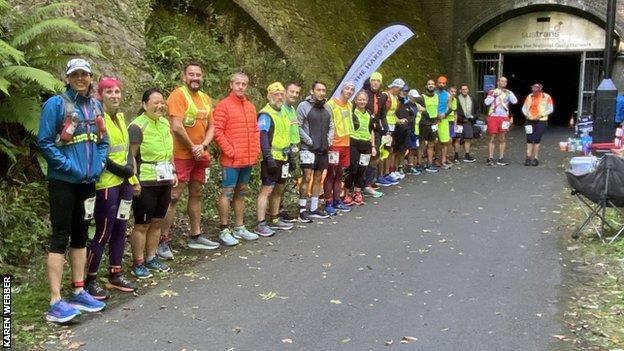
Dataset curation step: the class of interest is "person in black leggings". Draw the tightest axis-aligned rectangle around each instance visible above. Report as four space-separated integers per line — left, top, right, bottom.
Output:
345 90 376 205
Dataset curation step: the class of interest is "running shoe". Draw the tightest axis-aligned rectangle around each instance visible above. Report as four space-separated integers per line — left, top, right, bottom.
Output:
496 158 509 166
441 161 452 170
85 279 108 300
391 171 405 180
68 290 106 313
46 300 80 323
335 201 352 213
106 273 137 292
486 158 495 166
425 164 439 173
157 241 174 260
131 264 153 279
279 210 298 223
234 226 260 240
385 175 400 185
325 204 338 216
269 218 294 231
463 153 476 163
254 222 275 237
353 191 365 205
375 176 393 187
409 167 422 175
145 257 171 273
298 210 313 223
531 158 539 167
219 228 239 246
309 208 330 219
524 157 532 166
343 194 354 206
188 235 220 250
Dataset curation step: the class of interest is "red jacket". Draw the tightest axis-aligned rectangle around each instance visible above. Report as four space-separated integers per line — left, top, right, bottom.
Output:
213 92 260 167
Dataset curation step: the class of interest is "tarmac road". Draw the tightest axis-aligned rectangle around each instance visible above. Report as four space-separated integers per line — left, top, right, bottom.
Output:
66 127 570 351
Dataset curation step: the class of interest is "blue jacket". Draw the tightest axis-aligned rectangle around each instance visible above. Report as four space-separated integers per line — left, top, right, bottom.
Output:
616 95 624 123
37 88 108 184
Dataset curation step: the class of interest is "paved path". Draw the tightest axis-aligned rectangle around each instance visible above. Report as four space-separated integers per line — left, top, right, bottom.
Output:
68 128 568 351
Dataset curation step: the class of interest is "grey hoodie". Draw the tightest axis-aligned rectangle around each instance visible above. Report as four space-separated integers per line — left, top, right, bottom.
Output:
296 95 334 152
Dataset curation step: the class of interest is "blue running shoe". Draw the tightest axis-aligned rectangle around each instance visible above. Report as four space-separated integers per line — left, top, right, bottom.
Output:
145 257 171 273
131 264 153 279
68 290 106 313
335 201 351 213
46 300 81 323
375 176 392 187
325 204 338 216
386 174 400 184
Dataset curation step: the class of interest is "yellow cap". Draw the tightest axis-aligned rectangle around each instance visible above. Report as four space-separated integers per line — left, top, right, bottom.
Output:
267 82 285 94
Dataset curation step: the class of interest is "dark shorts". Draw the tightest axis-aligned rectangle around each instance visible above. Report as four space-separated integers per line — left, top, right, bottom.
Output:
419 123 437 143
408 133 419 149
526 120 547 144
48 179 96 254
393 124 410 153
132 185 171 224
453 121 474 140
300 150 329 171
261 160 288 186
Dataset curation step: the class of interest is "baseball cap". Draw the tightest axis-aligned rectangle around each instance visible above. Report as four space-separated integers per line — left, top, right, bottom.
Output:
388 78 405 89
66 58 92 75
370 72 383 82
267 82 285 94
408 89 420 98
531 83 543 89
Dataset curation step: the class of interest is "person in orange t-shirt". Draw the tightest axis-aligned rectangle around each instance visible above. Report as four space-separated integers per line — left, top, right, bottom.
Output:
522 83 554 166
159 62 219 259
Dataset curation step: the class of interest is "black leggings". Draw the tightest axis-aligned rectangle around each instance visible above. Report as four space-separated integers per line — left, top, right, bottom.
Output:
48 179 96 254
345 139 372 190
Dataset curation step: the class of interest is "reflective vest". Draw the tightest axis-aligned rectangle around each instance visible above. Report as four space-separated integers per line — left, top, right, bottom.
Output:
423 93 439 120
384 92 398 125
414 111 422 135
447 97 457 121
129 113 174 182
259 104 291 161
351 109 371 141
327 99 353 137
283 103 300 144
523 93 552 121
180 86 211 127
96 112 138 190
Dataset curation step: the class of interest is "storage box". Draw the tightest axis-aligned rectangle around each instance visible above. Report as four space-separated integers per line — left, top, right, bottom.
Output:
569 156 598 174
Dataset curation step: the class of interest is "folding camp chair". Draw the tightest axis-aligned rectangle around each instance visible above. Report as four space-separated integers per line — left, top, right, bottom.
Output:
566 154 624 244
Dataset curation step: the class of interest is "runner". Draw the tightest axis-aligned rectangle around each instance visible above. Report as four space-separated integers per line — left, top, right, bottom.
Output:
392 84 411 177
436 76 452 169
363 72 386 197
454 84 477 163
255 82 295 236
213 72 261 245
38 58 107 322
297 81 334 220
379 79 405 184
85 77 138 300
344 90 376 205
278 82 302 223
484 76 518 166
325 82 355 213
400 89 424 175
159 62 218 260
522 83 554 166
128 88 176 279
420 79 440 173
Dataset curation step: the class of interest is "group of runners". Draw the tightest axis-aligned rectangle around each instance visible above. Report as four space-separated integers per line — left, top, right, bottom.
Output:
37 59 554 323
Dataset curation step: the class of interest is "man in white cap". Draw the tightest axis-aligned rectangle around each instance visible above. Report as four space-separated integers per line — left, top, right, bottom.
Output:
378 78 405 185
400 89 425 174
37 58 108 323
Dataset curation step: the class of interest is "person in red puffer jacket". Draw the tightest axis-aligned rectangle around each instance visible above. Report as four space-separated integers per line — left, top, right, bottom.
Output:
212 72 261 246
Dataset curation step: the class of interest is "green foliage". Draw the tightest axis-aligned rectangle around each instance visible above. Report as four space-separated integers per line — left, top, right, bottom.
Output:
0 181 49 266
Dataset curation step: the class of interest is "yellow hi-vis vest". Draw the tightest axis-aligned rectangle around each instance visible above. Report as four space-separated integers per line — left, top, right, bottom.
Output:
129 113 174 183
423 93 439 120
259 104 291 161
447 97 457 121
327 98 354 137
523 93 552 121
383 92 398 126
96 112 138 190
180 86 211 127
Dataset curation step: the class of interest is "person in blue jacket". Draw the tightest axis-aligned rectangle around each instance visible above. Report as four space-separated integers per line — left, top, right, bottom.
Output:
37 58 108 323
615 93 624 126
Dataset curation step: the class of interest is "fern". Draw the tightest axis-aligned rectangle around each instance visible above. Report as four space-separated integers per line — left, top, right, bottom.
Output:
0 40 25 64
0 66 64 92
11 18 95 48
0 93 42 133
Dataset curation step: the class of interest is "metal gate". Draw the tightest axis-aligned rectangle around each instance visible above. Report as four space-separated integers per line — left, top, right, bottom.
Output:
578 51 604 116
474 53 503 114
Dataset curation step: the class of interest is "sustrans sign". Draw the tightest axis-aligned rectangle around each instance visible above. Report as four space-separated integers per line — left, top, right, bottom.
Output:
474 11 606 52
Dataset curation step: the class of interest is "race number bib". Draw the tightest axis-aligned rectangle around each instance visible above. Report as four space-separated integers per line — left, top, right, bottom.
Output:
454 125 463 134
388 124 396 132
524 125 533 134
155 162 174 181
300 150 315 164
359 154 371 166
431 124 439 132
116 199 132 220
501 121 511 131
83 196 96 220
328 151 340 165
204 168 211 183
281 163 290 179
